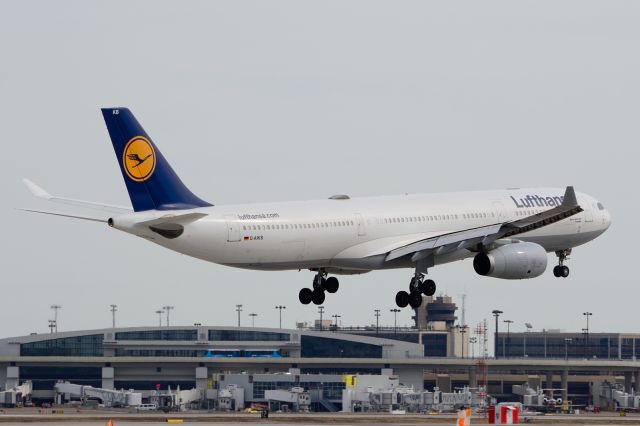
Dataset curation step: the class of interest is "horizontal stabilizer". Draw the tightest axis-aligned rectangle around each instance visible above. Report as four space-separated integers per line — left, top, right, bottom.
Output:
22 178 132 214
18 208 107 223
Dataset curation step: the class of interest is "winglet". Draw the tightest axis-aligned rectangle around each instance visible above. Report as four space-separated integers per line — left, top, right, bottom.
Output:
561 186 578 207
22 178 52 200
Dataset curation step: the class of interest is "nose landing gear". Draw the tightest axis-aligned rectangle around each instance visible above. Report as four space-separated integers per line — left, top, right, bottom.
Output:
299 270 340 305
553 249 571 278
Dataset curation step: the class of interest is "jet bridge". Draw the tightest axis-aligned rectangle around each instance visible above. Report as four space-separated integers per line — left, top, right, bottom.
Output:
0 381 32 407
54 381 141 407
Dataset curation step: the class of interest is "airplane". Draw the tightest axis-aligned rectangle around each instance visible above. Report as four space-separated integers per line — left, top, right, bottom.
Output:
21 108 612 308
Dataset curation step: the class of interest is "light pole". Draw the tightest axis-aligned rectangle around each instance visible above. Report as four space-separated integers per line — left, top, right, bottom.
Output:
502 320 513 358
469 336 477 359
374 309 381 335
51 305 62 333
236 304 243 327
163 305 174 327
390 308 401 334
524 323 532 357
275 306 286 329
332 314 341 330
249 313 257 328
460 325 468 358
583 312 592 358
318 306 325 330
564 338 573 360
492 310 503 359
48 319 56 334
110 304 118 329
155 309 164 327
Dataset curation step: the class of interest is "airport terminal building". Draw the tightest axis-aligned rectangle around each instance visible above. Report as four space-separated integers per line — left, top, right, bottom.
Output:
2 324 640 408
0 326 428 401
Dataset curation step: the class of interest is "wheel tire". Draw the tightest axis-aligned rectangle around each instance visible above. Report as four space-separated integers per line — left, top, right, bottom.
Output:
423 279 436 296
409 277 420 292
324 277 339 294
553 265 561 277
311 289 325 305
561 265 570 278
409 291 423 308
395 291 410 308
299 288 313 305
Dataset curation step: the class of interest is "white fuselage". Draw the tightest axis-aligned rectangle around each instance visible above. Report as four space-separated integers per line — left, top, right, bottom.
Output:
111 187 611 274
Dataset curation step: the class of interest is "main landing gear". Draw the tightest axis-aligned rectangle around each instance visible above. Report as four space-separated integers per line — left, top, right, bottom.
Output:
395 273 436 309
553 249 571 278
299 270 339 305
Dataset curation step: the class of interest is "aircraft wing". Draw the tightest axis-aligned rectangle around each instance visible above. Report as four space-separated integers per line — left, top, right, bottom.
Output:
385 186 582 262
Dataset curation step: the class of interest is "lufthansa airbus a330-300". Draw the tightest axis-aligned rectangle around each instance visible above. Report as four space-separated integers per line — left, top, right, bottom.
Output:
23 108 611 308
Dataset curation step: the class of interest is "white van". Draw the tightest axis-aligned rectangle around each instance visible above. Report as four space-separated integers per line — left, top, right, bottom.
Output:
136 403 158 411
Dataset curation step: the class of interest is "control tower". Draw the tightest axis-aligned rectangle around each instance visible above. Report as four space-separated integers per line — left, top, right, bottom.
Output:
412 295 458 330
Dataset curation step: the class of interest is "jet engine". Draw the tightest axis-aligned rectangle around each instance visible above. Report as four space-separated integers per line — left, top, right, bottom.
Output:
473 242 547 279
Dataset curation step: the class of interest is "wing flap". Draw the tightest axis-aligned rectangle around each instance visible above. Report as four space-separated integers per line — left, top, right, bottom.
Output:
386 224 502 261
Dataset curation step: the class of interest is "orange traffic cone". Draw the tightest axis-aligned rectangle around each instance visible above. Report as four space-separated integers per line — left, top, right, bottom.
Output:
106 419 114 426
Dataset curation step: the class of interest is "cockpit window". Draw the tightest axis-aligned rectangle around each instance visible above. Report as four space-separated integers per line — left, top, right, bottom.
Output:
597 202 605 211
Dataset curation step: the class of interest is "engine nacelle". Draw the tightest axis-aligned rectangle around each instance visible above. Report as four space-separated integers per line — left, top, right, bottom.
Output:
473 242 547 279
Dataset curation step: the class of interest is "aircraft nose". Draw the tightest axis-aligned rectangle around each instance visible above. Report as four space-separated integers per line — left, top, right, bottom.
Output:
602 209 612 230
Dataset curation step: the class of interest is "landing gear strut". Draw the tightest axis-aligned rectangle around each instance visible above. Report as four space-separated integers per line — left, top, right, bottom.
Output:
299 270 339 305
553 249 571 278
395 272 436 309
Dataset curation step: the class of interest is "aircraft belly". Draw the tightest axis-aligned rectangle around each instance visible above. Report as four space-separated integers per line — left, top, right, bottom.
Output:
518 229 606 252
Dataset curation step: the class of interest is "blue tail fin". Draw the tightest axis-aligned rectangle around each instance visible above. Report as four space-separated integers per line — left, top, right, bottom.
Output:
101 108 212 212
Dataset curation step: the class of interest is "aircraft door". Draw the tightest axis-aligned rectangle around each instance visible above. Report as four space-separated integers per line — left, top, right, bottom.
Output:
354 213 366 236
224 214 241 242
583 203 594 222
492 201 506 220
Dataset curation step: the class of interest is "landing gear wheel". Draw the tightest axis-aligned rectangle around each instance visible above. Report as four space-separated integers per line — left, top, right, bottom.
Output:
324 277 339 294
311 289 325 305
395 291 410 308
408 291 423 308
554 249 572 278
421 279 436 296
299 288 313 305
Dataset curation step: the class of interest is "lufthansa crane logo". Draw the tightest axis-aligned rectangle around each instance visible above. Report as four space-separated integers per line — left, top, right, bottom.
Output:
122 136 156 182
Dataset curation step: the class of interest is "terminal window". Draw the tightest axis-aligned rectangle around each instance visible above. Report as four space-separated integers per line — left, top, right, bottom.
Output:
20 334 103 357
208 330 289 341
115 330 197 341
300 336 382 358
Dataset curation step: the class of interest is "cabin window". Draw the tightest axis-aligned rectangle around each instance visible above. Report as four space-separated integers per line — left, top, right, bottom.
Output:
597 202 605 210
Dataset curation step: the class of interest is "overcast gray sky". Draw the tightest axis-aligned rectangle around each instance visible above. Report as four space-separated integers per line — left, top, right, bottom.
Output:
1 1 638 342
